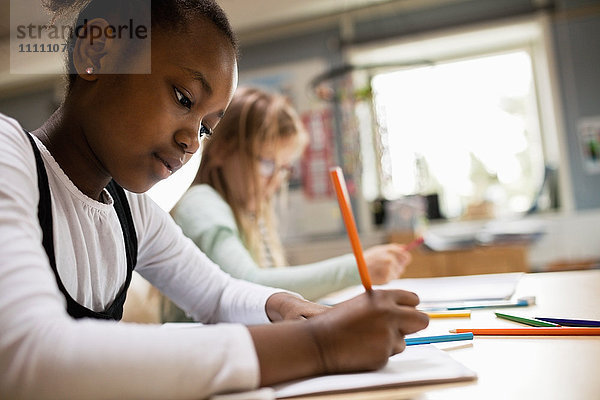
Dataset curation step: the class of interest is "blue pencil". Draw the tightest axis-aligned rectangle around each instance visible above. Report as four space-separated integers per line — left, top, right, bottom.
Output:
405 332 474 346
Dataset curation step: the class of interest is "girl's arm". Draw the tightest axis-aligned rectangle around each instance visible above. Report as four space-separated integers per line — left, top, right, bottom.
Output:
206 228 360 300
172 186 361 300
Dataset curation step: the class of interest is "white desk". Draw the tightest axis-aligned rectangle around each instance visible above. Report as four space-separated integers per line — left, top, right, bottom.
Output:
292 270 600 400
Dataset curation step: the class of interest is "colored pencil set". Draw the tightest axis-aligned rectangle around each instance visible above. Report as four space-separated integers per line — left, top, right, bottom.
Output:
450 312 600 336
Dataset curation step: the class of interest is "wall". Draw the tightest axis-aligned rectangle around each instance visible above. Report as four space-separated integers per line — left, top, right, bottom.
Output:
551 1 600 210
0 85 58 130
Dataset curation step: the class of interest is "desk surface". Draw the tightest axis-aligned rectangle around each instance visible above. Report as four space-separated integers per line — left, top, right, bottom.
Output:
292 269 600 400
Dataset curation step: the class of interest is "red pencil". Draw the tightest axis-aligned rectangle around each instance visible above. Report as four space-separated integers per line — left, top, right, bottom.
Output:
450 327 600 336
404 236 424 251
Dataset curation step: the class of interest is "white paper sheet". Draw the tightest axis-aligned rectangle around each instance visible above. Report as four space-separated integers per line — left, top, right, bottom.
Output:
319 272 523 306
272 345 477 398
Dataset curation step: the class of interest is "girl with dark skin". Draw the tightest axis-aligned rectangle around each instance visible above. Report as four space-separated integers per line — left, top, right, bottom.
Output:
0 1 428 398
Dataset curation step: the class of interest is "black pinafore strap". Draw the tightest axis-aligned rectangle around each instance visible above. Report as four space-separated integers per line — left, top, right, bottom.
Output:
26 131 137 320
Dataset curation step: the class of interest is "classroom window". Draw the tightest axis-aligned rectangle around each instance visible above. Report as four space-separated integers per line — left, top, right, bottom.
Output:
372 50 544 218
349 18 560 220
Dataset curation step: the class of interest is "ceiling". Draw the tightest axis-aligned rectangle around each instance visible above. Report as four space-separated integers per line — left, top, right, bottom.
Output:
218 0 395 33
0 0 398 38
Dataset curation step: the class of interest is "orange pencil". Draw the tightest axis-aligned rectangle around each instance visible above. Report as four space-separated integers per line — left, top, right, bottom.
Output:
329 167 372 292
450 327 600 336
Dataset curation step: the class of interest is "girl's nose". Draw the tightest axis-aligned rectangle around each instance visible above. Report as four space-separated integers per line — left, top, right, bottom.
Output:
174 128 200 154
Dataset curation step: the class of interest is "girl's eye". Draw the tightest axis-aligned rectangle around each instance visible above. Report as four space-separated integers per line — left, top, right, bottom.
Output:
199 123 213 138
174 87 192 109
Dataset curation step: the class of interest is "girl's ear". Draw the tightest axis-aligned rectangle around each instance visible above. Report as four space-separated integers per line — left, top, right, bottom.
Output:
72 18 115 81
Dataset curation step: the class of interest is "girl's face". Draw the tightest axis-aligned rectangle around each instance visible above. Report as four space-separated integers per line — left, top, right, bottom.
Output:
256 135 300 201
79 21 238 193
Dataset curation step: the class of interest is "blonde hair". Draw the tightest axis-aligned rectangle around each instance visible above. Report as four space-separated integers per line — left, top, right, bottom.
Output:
195 87 308 267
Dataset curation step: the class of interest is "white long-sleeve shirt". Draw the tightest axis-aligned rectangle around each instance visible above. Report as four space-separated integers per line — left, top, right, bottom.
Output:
0 114 284 399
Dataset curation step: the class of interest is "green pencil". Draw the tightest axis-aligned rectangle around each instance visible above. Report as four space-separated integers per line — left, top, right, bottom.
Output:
494 312 560 327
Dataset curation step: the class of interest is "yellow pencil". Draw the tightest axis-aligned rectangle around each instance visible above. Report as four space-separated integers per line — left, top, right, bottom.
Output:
425 311 471 318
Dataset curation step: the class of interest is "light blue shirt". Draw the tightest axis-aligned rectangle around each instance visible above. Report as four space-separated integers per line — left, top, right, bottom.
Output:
171 184 360 301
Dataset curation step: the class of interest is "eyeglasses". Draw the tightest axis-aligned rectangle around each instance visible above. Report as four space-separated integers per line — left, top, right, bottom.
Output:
257 157 293 178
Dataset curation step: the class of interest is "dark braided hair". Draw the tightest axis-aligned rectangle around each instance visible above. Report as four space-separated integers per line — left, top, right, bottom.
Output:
42 0 238 88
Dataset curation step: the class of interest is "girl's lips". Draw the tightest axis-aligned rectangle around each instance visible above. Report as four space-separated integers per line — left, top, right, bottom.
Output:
154 154 183 175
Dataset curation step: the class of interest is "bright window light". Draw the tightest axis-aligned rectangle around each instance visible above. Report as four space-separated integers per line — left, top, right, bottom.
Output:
371 50 545 218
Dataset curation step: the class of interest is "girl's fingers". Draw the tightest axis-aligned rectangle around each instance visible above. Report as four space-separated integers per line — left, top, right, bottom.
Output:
383 289 421 307
386 243 407 258
394 308 430 334
367 290 429 333
392 335 407 355
378 290 429 333
385 244 412 269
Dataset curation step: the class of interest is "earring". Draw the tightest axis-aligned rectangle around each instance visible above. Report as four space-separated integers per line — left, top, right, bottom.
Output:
85 67 94 75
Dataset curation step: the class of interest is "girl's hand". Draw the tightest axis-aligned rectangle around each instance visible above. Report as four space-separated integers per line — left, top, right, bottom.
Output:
306 289 429 373
364 244 412 284
266 292 330 321
250 289 428 386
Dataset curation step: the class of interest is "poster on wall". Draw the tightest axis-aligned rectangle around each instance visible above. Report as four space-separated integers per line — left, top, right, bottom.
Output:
239 58 327 118
578 117 600 174
301 109 335 198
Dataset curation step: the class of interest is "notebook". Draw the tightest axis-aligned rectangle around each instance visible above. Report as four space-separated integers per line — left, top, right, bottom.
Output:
318 272 523 306
272 344 477 398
